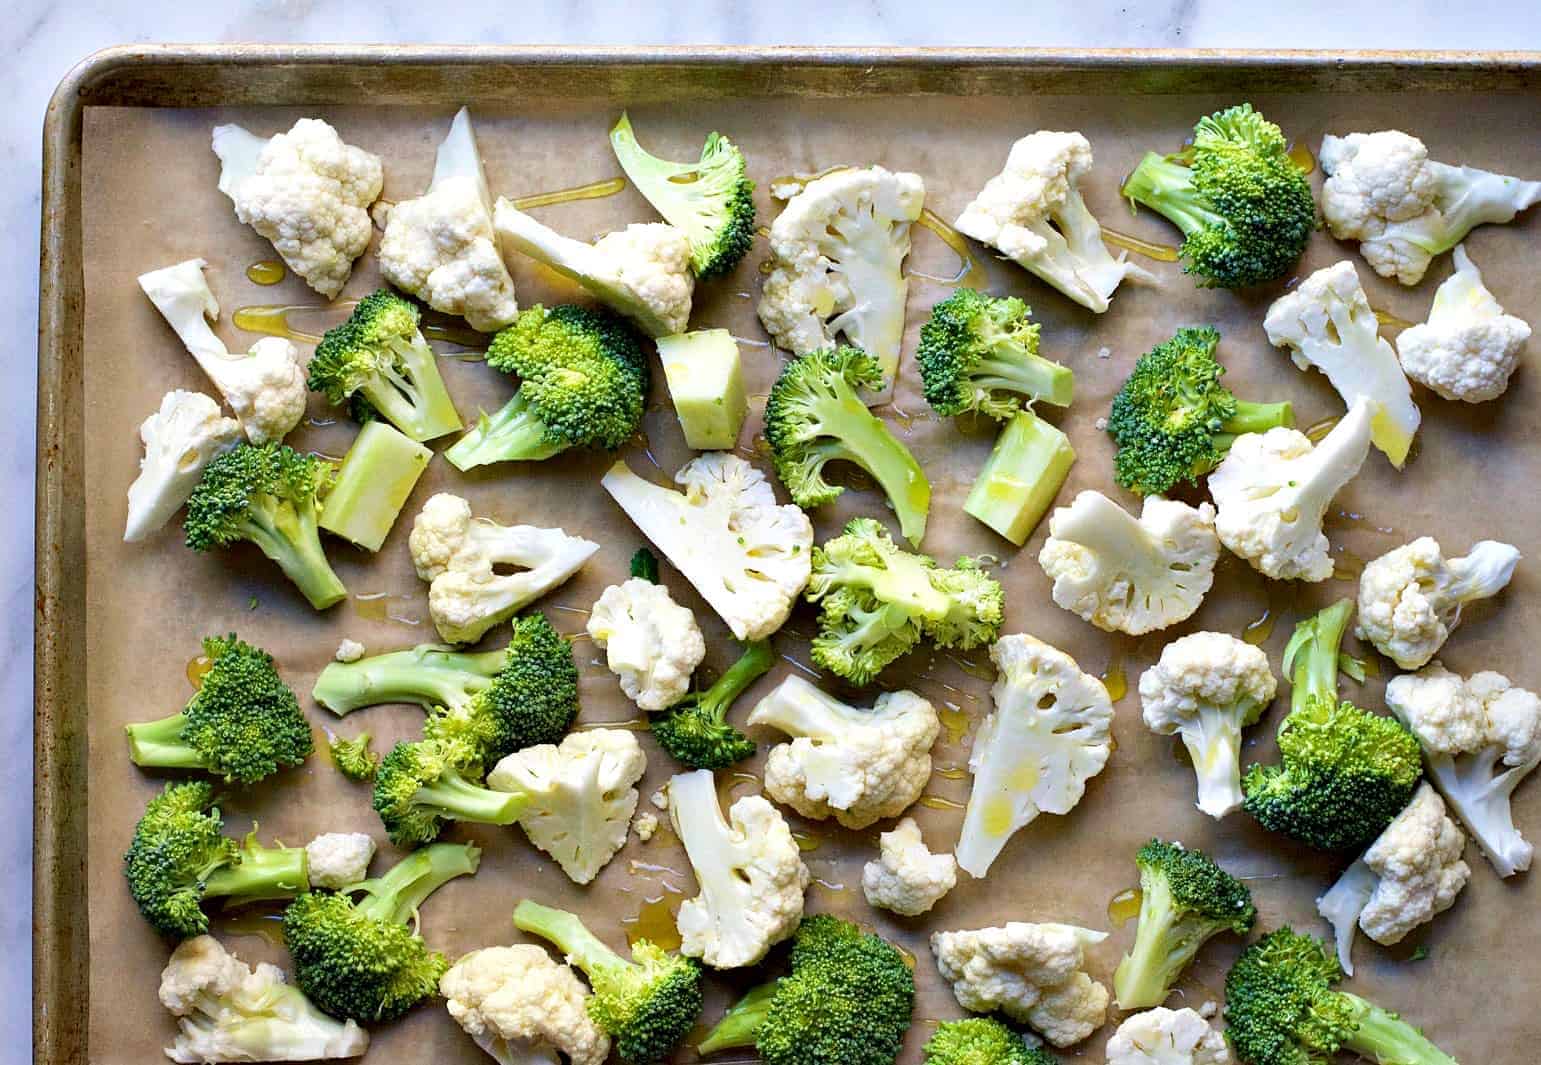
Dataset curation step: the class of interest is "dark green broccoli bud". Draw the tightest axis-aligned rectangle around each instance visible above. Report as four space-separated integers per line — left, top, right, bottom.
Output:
630 547 660 583
1108 326 1295 495
917 290 1073 420
184 443 347 610
371 739 525 846
124 781 309 938
307 289 464 441
764 347 931 547
1224 928 1457 1065
924 1018 1057 1065
1121 104 1316 289
610 112 756 280
444 304 649 470
327 730 378 782
284 842 480 1023
125 635 312 784
651 640 773 770
1113 839 1257 1009
515 899 703 1065
477 613 580 754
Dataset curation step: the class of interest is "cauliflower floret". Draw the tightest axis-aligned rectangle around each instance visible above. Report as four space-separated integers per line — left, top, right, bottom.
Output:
1038 491 1219 636
633 811 659 841
668 768 810 969
1208 399 1373 581
587 578 706 710
748 675 939 829
955 131 1151 313
757 166 925 398
1106 1006 1232 1065
211 118 382 299
441 944 610 1065
862 816 957 916
305 832 375 890
138 259 308 445
602 454 813 641
1396 244 1531 402
333 638 366 663
930 922 1109 1048
379 107 518 332
1356 535 1520 669
1139 632 1277 819
124 389 241 542
409 493 599 644
1320 130 1541 285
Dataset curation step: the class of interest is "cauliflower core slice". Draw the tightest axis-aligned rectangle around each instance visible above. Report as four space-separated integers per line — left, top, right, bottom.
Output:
1106 1006 1232 1065
1038 491 1219 636
124 390 241 543
955 635 1113 879
748 675 939 829
862 816 957 916
305 832 376 890
1397 244 1531 403
587 578 706 711
441 944 611 1065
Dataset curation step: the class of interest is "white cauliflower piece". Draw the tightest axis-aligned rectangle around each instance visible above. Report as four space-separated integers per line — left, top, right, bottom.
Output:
123 389 241 542
633 811 659 841
1320 130 1541 285
440 944 610 1065
304 832 375 890
602 454 813 641
1106 1006 1232 1065
747 675 939 829
1038 491 1219 636
668 768 809 969
862 816 957 916
138 259 307 445
1139 632 1277 818
487 728 646 885
409 492 599 644
955 635 1112 878
587 578 706 710
757 166 925 398
1396 244 1531 402
956 131 1151 313
379 107 518 332
1208 399 1373 581
1356 535 1520 669
211 118 382 299
333 638 365 663
930 922 1109 1047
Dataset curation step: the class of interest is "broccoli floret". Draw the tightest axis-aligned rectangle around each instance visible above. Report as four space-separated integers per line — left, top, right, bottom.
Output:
327 731 378 781
610 112 755 280
764 347 931 547
124 781 309 938
307 289 464 442
125 634 312 784
514 899 703 1065
184 442 347 610
630 546 660 583
698 914 915 1065
924 1018 1056 1065
1108 326 1295 495
284 842 480 1023
1113 839 1257 1010
1121 104 1316 289
371 738 526 846
917 290 1073 420
651 640 773 770
444 304 649 470
1224 928 1457 1065
477 612 581 753
1242 600 1423 851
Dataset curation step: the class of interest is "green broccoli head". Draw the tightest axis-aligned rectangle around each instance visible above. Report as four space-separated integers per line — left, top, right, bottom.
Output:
651 640 772 770
1108 326 1294 495
371 739 525 846
764 347 930 546
917 289 1073 420
1113 839 1257 1010
327 730 378 782
924 1018 1056 1065
479 613 580 755
184 443 346 610
1121 104 1316 289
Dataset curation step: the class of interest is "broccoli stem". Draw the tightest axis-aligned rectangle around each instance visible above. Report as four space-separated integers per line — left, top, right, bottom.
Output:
964 409 1076 547
1224 400 1294 435
312 647 506 716
1121 152 1224 238
971 316 1075 408
695 641 775 721
1112 875 1190 1009
696 981 778 1054
1283 598 1354 712
444 390 568 470
513 900 630 982
361 335 463 442
412 770 526 828
814 416 930 546
241 503 347 610
1341 994 1458 1065
124 713 207 769
202 841 309 905
353 842 482 926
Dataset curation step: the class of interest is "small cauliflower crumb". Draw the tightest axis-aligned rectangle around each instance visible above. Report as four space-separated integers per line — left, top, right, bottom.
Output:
634 811 659 841
1094 416 1108 431
334 638 366 663
1097 346 1112 359
650 788 669 811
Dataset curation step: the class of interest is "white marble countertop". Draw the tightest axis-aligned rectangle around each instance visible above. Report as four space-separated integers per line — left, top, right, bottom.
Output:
7 3 1538 1061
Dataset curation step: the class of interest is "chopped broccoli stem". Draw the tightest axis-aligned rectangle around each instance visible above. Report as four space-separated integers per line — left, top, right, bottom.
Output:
515 899 631 981
318 421 432 552
1123 153 1225 236
312 645 506 717
124 713 209 770
1284 598 1354 710
202 837 311 904
445 391 569 469
964 410 1075 546
698 981 778 1053
652 640 772 769
1340 994 1458 1065
353 841 481 925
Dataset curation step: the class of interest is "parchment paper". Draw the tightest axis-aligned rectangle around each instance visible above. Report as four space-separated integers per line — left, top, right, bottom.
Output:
77 89 1541 1063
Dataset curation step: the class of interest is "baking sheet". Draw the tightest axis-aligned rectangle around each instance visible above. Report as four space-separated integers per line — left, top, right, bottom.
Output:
72 82 1541 1063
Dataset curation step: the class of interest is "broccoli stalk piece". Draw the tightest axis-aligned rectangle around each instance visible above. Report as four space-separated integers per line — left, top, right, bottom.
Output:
964 409 1076 547
1224 928 1456 1065
184 442 347 610
445 304 649 470
326 730 378 781
610 113 755 279
917 290 1073 420
1108 326 1294 495
924 1018 1056 1065
651 640 773 770
371 739 527 846
764 347 931 546
284 842 480 1023
317 420 432 552
1113 839 1257 1010
1121 104 1316 288
514 899 703 1065
125 634 312 784
313 644 507 718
